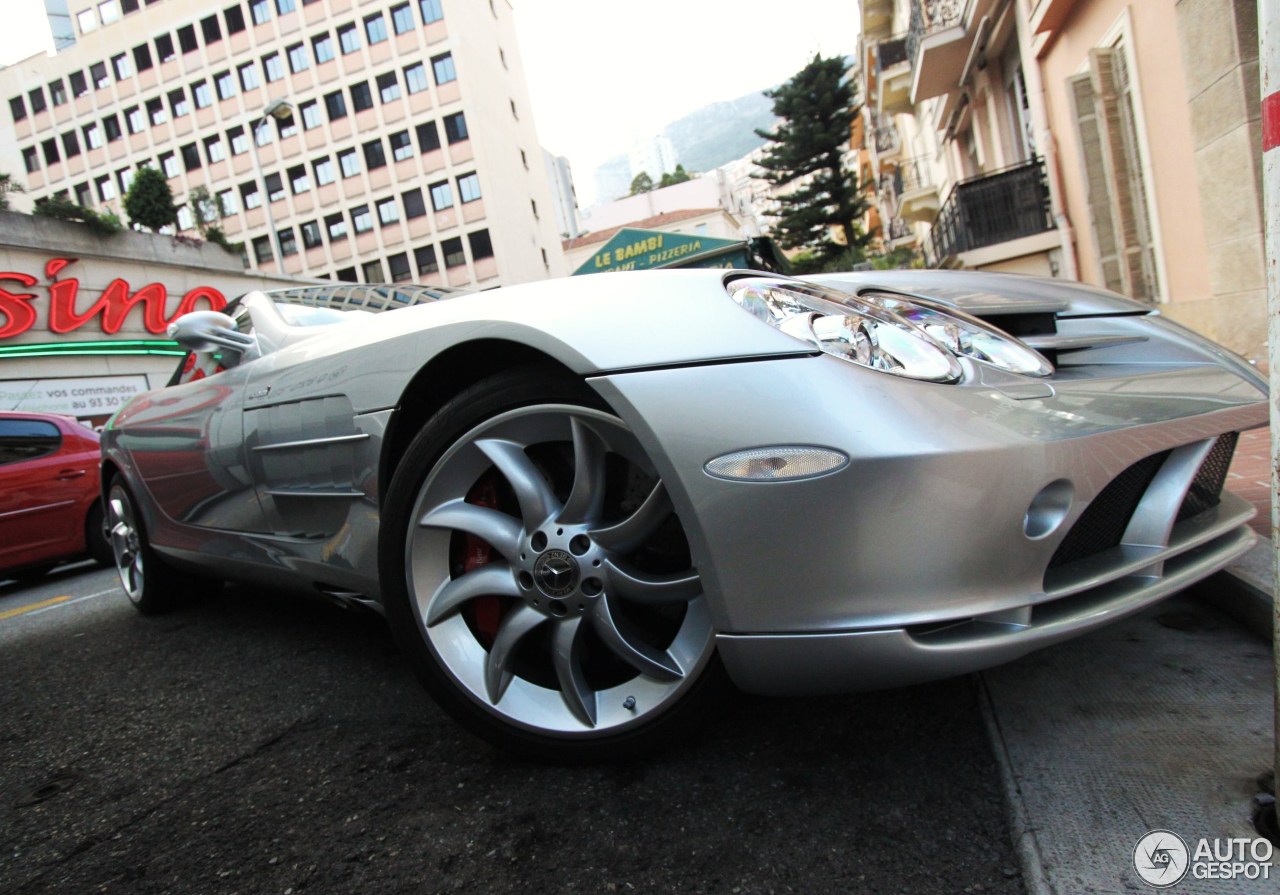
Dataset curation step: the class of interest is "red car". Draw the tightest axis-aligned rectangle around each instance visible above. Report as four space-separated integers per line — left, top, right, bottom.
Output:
0 410 111 579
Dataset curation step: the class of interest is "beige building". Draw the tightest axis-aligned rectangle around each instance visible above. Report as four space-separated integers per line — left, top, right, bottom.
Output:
0 0 567 289
858 0 1265 359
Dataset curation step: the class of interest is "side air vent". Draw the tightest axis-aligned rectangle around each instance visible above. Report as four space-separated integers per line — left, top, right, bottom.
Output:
1048 451 1171 569
1176 433 1238 522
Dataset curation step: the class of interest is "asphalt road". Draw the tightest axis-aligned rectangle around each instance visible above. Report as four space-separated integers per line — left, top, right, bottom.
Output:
1 563 1026 895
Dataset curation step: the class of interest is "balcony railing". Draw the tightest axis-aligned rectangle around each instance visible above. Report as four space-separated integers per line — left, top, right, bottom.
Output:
897 156 934 193
923 157 1054 266
906 0 965 72
877 34 909 73
885 216 913 242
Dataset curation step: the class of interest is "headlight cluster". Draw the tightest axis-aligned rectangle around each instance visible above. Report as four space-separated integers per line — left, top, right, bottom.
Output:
729 278 1054 382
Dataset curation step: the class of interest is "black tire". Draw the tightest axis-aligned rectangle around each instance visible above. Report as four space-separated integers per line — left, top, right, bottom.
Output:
85 501 113 566
106 478 220 614
380 365 725 762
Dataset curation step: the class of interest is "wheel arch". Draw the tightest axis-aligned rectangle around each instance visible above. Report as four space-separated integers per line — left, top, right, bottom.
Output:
378 339 582 502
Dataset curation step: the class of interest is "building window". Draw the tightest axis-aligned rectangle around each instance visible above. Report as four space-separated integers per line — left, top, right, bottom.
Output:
96 174 117 202
249 0 271 26
241 181 262 209
338 147 360 177
404 62 428 94
287 43 309 73
299 100 322 130
238 62 260 91
469 229 493 260
160 151 179 177
351 204 373 233
288 164 310 193
39 138 58 167
277 112 297 139
389 130 413 161
224 4 246 34
169 89 190 118
276 0 296 13
132 44 152 73
277 226 298 256
388 253 411 282
391 3 414 34
263 53 284 82
377 71 401 104
300 219 323 248
103 114 122 142
192 80 213 109
350 81 373 112
146 97 166 125
432 53 456 85
49 80 67 106
336 266 358 282
176 205 194 231
312 33 334 64
78 9 98 34
255 124 272 148
458 172 481 203
265 172 285 201
99 1 121 25
363 138 387 170
313 156 335 185
443 112 467 143
429 180 453 211
217 187 237 214
415 245 438 274
123 105 145 133
181 142 201 171
416 121 441 154
177 24 198 54
419 0 443 24
75 182 92 206
253 235 273 264
338 23 360 54
90 62 110 90
377 196 400 225
204 135 225 163
8 97 26 123
118 167 136 194
364 13 388 44
326 211 348 239
110 53 131 81
442 236 465 268
22 146 39 173
201 14 222 44
403 188 426 218
228 125 248 155
62 131 81 158
361 259 384 282
155 33 175 63
324 90 347 120
215 70 236 100
69 71 88 98
83 122 103 149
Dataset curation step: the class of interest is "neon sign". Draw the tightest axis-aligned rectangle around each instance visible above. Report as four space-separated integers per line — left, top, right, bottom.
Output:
0 257 227 339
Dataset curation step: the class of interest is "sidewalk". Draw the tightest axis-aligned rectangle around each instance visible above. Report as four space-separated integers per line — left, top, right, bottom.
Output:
981 425 1276 894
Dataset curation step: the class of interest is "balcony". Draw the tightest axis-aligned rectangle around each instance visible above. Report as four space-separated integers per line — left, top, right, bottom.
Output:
874 124 902 159
893 156 941 223
907 0 999 104
884 216 915 246
876 35 912 115
923 158 1054 267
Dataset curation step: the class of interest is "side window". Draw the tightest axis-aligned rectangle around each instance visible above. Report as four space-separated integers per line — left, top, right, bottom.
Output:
0 419 62 465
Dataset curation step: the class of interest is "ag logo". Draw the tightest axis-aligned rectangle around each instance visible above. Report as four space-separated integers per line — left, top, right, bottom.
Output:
1134 830 1190 887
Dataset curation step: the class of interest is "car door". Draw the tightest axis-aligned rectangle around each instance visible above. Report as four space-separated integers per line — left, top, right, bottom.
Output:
0 417 90 568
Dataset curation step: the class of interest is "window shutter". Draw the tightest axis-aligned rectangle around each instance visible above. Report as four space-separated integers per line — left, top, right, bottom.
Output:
1069 72 1125 294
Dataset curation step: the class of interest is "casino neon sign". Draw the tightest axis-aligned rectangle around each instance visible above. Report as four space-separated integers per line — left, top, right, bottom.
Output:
0 257 227 339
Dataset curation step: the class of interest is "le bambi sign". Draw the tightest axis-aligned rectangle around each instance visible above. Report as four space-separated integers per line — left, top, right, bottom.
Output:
0 257 228 339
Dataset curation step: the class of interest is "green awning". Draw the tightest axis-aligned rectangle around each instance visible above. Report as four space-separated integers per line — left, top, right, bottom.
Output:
572 228 748 275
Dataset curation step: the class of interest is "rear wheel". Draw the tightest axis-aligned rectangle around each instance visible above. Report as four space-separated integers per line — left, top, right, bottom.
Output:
107 479 219 614
85 501 112 566
381 368 722 761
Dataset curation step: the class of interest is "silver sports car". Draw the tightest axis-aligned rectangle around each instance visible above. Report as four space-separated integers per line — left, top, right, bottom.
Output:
101 269 1266 759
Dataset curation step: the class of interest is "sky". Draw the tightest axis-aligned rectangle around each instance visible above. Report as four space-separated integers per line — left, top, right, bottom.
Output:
0 0 860 205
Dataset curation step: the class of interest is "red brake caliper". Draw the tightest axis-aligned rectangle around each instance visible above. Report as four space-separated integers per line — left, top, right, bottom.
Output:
461 472 505 647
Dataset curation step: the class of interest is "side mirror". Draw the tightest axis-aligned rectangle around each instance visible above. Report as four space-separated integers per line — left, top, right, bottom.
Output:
167 311 256 354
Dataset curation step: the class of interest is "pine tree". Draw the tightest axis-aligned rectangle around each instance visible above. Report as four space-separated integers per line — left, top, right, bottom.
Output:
755 54 870 272
124 165 179 232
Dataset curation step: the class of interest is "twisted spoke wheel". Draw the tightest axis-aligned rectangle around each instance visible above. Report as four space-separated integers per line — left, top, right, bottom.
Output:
383 369 722 760
108 484 147 604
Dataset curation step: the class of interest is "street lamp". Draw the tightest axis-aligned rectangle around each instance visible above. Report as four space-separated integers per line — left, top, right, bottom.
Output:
248 98 294 273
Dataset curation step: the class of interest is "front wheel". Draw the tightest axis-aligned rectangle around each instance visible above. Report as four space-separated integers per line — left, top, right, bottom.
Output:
381 368 723 761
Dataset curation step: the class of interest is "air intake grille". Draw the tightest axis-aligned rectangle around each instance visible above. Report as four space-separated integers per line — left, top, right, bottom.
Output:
1048 451 1170 569
1176 433 1238 522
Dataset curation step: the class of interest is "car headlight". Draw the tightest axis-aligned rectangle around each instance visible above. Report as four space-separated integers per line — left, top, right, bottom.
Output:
728 279 1053 381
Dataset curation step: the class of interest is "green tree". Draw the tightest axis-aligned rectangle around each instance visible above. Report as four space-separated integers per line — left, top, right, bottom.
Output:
124 165 179 232
629 171 654 195
0 172 23 211
755 54 870 273
188 185 223 237
659 164 692 188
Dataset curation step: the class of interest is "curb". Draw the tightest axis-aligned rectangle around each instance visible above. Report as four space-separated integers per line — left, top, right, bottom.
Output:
1197 539 1273 641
